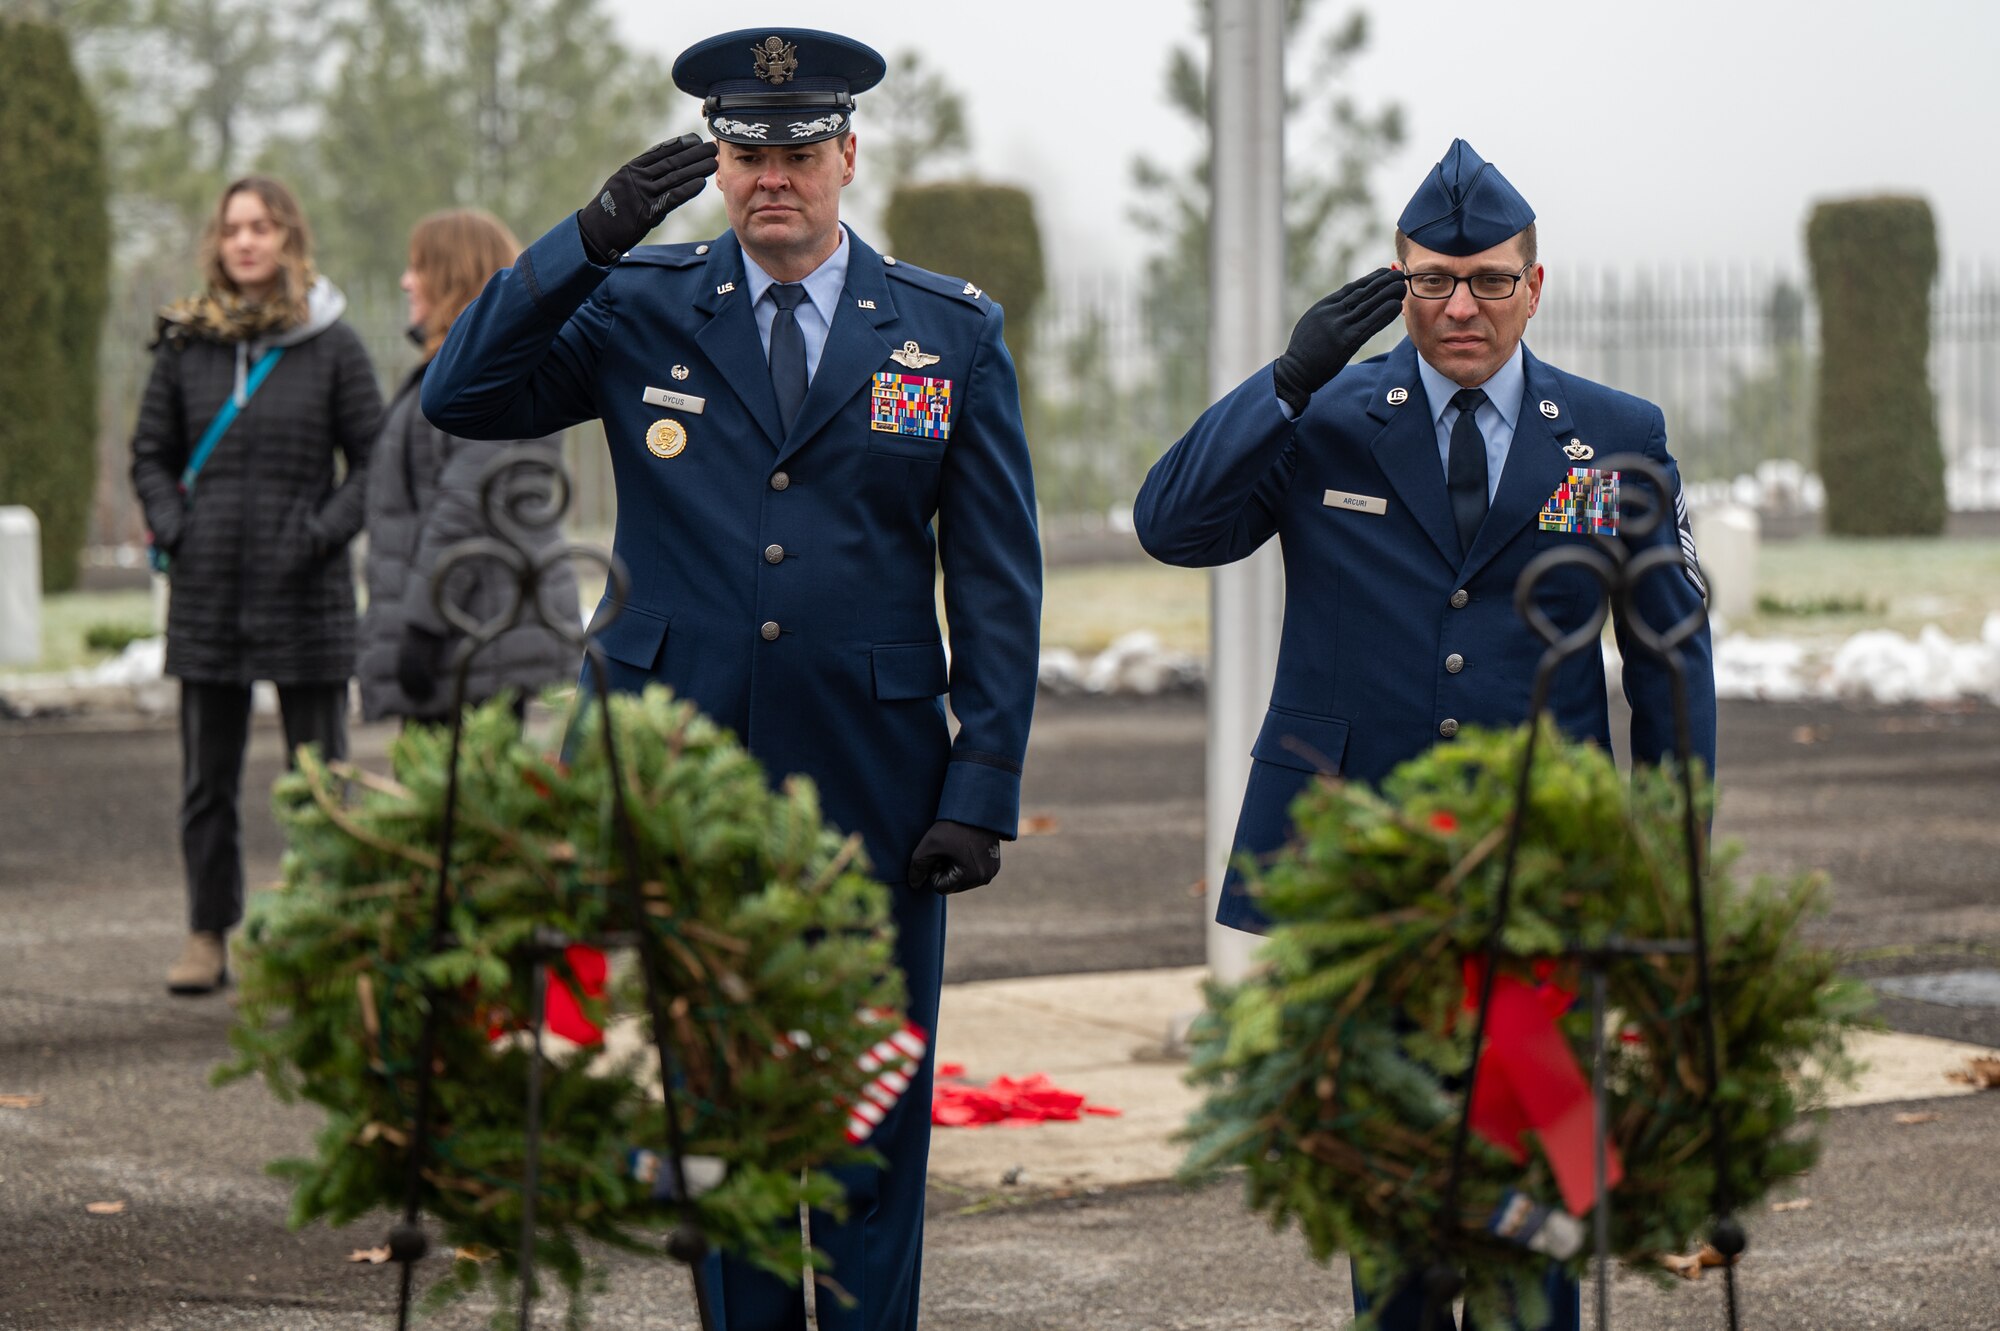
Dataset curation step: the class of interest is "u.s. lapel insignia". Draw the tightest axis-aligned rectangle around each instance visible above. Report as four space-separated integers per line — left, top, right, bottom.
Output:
857 299 877 310
1539 399 1560 419
715 281 736 296
1386 387 1409 406
1564 438 1594 461
671 364 691 381
646 419 688 460
890 340 942 370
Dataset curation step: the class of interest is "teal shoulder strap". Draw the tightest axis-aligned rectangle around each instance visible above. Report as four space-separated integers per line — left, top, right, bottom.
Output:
179 346 286 494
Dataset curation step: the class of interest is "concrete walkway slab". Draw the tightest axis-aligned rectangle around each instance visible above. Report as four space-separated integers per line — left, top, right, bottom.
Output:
927 966 2000 1193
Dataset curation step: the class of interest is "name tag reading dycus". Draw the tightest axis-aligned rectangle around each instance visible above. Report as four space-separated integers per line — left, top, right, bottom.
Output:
642 386 706 414
1323 489 1388 516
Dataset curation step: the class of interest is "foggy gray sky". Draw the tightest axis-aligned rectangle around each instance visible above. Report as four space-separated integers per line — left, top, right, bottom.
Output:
607 1 1999 279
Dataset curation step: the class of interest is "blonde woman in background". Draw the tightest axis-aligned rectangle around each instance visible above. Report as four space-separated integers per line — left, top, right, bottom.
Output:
358 209 579 726
130 176 382 995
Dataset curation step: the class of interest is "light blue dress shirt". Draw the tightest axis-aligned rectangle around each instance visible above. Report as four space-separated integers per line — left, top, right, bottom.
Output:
1416 344 1525 504
741 226 850 383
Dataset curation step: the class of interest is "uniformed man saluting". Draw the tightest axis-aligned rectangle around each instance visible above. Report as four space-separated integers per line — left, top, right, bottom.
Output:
1135 141 1716 1331
422 28 1042 1331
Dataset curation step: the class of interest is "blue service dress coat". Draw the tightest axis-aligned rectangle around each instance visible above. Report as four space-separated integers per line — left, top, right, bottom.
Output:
1136 339 1715 933
421 215 1041 1331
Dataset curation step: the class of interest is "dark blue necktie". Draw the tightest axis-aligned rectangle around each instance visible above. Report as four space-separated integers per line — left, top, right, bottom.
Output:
1447 387 1490 558
767 283 808 435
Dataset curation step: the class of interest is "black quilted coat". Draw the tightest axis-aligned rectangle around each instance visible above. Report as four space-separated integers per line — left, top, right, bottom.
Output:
130 281 383 685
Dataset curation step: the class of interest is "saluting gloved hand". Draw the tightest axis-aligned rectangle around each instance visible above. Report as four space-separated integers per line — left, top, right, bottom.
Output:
907 820 1003 895
576 134 720 265
1271 267 1409 415
396 625 449 705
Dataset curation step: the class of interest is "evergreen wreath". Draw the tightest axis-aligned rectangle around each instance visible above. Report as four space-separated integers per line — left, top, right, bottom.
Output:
218 687 909 1325
1181 721 1867 1329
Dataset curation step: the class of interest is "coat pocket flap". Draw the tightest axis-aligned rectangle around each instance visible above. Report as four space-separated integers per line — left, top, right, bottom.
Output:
1251 708 1351 774
588 603 668 671
872 641 949 700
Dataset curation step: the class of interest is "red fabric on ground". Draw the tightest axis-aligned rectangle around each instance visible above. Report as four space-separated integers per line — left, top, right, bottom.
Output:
932 1071 1121 1126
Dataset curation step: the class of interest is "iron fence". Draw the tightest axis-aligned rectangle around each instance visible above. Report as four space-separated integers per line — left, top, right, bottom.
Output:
86 263 2000 549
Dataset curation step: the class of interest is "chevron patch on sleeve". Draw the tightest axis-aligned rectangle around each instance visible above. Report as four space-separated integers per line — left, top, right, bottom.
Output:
1674 485 1708 600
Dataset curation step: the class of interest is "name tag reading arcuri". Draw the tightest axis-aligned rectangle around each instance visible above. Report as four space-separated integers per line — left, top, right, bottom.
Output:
1323 489 1388 516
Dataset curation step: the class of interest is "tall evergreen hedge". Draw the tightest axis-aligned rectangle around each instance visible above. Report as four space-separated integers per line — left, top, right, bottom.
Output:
0 19 111 591
1805 196 1943 537
883 181 1046 369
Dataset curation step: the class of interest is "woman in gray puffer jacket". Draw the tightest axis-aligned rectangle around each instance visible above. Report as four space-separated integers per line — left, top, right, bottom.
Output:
359 209 580 722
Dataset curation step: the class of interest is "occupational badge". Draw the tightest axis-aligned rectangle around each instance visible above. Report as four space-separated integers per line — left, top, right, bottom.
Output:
646 419 688 460
870 372 953 440
1386 387 1409 406
1564 439 1594 461
1539 467 1619 535
889 340 941 370
751 35 798 85
672 364 691 381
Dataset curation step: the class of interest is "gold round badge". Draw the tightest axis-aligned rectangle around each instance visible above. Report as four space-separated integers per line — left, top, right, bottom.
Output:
646 419 688 459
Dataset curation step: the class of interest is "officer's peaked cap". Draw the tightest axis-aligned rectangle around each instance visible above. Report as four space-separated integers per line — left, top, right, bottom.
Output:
674 28 885 147
1397 139 1535 257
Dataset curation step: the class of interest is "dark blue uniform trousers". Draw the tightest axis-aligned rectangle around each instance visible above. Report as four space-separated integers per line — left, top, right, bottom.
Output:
1354 1261 1580 1331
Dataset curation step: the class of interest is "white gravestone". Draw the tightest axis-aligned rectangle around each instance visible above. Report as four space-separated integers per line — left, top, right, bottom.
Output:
0 507 41 665
1690 501 1759 624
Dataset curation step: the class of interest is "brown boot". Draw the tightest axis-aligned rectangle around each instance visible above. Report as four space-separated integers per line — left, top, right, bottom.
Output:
166 931 228 995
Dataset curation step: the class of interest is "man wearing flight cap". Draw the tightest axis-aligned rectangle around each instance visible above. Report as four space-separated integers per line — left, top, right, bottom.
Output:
423 27 1041 1331
1135 141 1715 1329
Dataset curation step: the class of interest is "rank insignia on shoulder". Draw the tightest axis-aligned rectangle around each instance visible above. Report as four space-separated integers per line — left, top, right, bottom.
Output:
870 372 952 440
962 282 983 298
646 419 688 460
1539 466 1618 535
889 340 941 370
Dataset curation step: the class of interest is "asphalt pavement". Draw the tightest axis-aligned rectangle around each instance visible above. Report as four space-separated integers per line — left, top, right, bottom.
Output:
3 696 1998 1329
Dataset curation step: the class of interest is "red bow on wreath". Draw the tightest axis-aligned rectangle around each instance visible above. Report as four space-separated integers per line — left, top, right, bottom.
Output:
1461 956 1623 1215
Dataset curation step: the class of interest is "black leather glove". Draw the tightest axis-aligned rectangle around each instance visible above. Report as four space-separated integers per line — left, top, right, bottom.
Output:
576 134 719 264
1271 267 1409 414
907 820 1003 895
396 625 449 704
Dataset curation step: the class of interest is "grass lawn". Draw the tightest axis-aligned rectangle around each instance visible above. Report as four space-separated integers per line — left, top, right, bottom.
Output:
1735 536 2000 643
12 535 1996 675
14 588 157 674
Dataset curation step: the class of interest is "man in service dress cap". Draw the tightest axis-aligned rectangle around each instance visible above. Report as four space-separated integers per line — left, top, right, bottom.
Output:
423 27 1042 1331
1135 141 1715 1330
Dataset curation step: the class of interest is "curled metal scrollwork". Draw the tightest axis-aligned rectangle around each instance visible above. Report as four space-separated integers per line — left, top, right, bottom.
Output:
1432 452 1737 1331
392 445 714 1331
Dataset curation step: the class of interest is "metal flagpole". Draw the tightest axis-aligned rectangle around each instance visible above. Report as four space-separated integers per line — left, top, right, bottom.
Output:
1205 0 1289 984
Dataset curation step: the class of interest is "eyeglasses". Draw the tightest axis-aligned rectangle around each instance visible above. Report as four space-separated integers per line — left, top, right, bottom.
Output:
1404 266 1532 301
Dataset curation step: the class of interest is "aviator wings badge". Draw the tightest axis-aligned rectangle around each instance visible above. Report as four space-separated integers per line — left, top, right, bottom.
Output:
751 36 798 85
890 340 942 370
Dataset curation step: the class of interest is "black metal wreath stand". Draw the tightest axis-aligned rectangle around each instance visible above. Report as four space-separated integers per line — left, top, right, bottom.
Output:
1421 454 1744 1331
374 445 718 1331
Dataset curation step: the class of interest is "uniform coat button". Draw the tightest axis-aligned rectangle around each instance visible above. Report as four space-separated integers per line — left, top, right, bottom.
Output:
1445 653 1465 674
760 621 780 641
1438 718 1460 738
764 544 785 565
770 471 790 491
1450 589 1469 609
